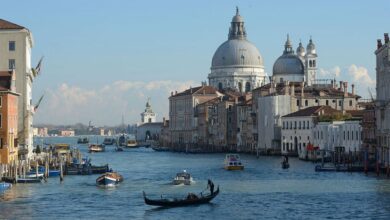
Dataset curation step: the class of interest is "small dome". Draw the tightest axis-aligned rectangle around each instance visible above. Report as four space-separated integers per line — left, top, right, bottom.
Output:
306 38 316 54
296 42 305 57
273 54 305 76
212 39 263 68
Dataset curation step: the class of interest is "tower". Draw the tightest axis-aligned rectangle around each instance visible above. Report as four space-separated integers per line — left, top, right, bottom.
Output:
141 98 156 123
305 37 317 86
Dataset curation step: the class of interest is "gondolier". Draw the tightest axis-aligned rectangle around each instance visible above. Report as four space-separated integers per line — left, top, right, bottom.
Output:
207 179 214 194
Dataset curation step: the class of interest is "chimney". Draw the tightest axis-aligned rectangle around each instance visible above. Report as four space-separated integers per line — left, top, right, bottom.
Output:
301 82 304 98
343 82 348 97
385 33 389 44
351 84 355 96
290 82 295 96
284 81 289 95
378 39 383 49
339 81 343 90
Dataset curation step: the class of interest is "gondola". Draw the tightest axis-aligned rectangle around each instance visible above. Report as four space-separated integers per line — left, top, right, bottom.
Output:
143 186 219 207
282 161 290 169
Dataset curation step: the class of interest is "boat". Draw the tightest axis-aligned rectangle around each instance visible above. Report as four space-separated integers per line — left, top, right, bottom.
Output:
118 134 126 146
173 170 193 185
152 146 170 152
89 144 105 153
54 143 70 155
0 182 11 191
77 137 89 144
126 139 139 148
29 166 60 177
224 154 244 170
143 185 220 207
103 138 116 145
281 161 290 169
25 172 44 178
96 172 123 187
16 177 42 183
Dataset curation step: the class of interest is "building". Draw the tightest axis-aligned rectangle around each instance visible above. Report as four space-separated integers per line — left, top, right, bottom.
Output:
313 120 362 155
236 97 255 153
60 130 75 137
375 33 390 167
141 98 156 123
273 35 317 85
169 86 222 146
208 8 266 92
0 70 19 164
0 19 37 160
281 106 340 159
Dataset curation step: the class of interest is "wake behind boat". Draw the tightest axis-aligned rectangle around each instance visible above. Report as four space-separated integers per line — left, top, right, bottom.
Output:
143 181 219 207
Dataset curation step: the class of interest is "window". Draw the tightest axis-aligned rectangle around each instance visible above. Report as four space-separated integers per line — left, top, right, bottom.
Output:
294 121 297 129
339 100 342 107
283 143 285 151
245 82 251 92
349 100 353 106
290 122 292 129
297 100 300 106
326 100 329 106
347 131 350 140
218 82 223 90
309 60 313 67
9 41 15 51
313 60 316 67
344 131 346 140
299 121 301 129
352 131 354 140
238 82 243 93
0 114 2 128
303 121 305 129
305 100 308 106
9 59 15 70
307 121 309 129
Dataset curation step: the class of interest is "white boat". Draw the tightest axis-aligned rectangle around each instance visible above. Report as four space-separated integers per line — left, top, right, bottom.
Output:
172 170 193 185
126 139 139 148
224 154 244 170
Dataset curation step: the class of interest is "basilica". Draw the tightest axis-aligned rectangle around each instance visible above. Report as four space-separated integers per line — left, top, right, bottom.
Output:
208 7 318 92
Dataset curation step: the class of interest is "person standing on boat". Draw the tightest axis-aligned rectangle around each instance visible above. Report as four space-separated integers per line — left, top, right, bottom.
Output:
207 179 214 194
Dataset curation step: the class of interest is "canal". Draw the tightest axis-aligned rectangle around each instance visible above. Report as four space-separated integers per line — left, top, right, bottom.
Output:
1 136 390 219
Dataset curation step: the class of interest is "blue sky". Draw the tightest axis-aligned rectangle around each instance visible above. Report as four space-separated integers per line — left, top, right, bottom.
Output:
1 0 389 125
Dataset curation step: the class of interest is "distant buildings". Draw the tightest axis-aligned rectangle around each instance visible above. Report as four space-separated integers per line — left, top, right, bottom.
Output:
0 19 38 160
0 71 19 164
60 130 75 137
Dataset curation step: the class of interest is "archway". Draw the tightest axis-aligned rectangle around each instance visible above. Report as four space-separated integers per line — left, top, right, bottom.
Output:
145 130 151 141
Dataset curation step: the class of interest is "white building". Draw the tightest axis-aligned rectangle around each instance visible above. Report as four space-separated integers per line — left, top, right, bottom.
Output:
281 106 340 159
257 95 291 152
141 98 156 123
0 19 37 159
375 33 390 163
313 120 362 153
208 8 266 92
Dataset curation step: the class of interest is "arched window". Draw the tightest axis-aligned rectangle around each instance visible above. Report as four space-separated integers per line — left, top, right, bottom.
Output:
309 60 313 67
245 82 251 92
238 82 243 92
218 82 223 90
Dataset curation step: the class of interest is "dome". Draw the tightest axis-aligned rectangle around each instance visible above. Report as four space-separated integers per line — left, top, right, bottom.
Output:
211 39 263 68
306 38 316 54
273 54 304 76
296 42 305 57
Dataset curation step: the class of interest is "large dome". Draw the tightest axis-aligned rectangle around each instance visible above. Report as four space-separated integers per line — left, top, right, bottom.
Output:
273 54 304 76
211 39 263 68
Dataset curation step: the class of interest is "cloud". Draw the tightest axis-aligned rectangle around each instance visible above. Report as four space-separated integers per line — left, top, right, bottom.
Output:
318 65 375 98
34 80 196 126
318 66 341 78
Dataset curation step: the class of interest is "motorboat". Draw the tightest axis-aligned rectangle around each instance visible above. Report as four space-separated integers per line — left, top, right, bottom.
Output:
173 170 193 185
126 139 139 148
77 137 89 144
96 172 123 187
89 144 105 153
224 154 244 170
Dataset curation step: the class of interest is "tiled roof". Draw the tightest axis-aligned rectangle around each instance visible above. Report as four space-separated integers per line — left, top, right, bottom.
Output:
0 19 25 30
170 85 220 98
282 106 341 118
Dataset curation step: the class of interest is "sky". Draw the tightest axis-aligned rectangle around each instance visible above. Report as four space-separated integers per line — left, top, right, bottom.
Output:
1 0 389 126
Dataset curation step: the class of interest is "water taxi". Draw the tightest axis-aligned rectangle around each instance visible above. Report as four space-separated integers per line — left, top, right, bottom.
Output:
89 144 105 153
96 172 123 187
172 170 194 185
126 139 139 148
224 154 244 170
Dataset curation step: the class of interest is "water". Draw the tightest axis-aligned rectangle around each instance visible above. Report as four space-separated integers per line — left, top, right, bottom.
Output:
2 136 390 219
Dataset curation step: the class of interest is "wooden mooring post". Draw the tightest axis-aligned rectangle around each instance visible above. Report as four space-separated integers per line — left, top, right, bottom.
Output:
60 158 64 182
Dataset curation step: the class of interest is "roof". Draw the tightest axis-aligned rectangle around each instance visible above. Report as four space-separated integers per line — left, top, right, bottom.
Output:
0 19 25 30
346 110 364 118
282 106 341 118
170 86 219 98
253 82 361 99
